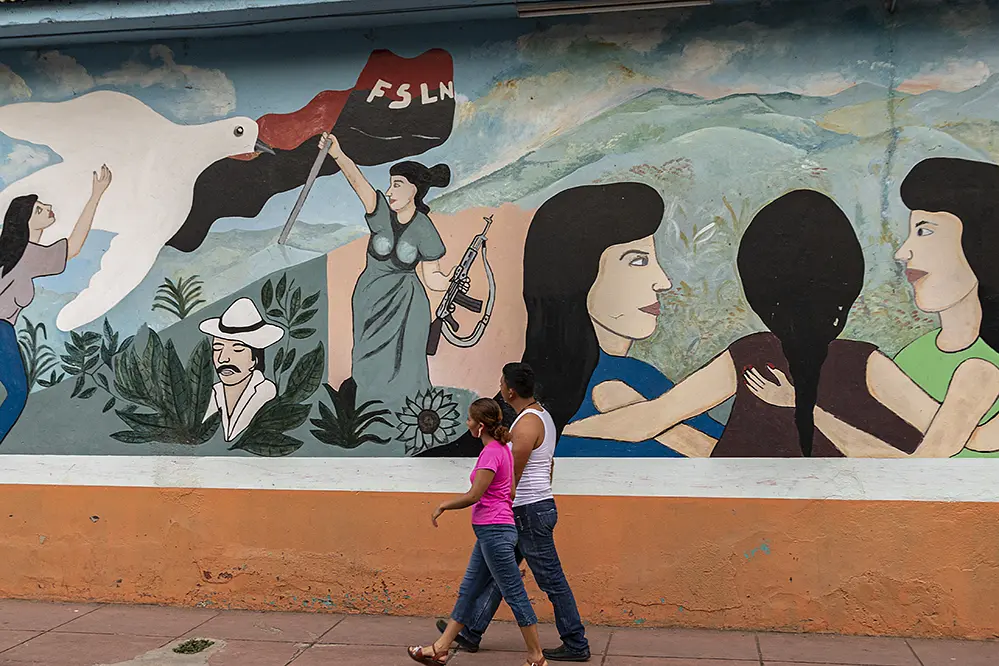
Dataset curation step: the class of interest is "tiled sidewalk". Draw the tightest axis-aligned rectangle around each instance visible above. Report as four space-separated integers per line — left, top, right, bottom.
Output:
0 599 994 665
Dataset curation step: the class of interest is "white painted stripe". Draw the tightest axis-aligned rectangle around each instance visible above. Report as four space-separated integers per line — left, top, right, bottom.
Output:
0 455 997 502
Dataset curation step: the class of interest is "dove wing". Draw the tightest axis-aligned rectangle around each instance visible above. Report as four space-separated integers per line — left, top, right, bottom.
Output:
0 91 168 158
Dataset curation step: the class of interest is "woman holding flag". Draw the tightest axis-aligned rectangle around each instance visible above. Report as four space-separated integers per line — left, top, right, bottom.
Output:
320 132 453 407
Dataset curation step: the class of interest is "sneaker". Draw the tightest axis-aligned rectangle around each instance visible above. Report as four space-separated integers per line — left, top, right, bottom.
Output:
435 618 480 653
543 643 591 662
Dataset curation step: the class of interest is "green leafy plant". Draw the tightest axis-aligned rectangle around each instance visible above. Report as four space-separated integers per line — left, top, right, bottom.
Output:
110 330 220 445
62 319 133 413
228 342 325 457
17 317 64 390
310 377 392 449
260 273 321 389
152 275 207 321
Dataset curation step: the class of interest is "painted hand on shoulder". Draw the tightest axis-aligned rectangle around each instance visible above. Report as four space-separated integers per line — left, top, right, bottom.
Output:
744 365 794 408
592 380 643 413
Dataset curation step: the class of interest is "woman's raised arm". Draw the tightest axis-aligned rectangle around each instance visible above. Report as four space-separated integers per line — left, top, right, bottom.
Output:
322 133 377 214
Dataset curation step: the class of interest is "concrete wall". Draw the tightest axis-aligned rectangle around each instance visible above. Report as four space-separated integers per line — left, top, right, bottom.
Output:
2 0 999 638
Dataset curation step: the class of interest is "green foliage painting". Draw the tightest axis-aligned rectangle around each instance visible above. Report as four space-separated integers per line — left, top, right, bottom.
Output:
260 273 321 390
310 378 392 449
153 275 207 321
56 267 327 455
110 330 220 445
62 318 134 414
18 317 64 390
228 342 325 457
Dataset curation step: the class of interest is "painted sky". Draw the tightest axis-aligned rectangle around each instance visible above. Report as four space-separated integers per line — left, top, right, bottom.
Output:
1 0 999 290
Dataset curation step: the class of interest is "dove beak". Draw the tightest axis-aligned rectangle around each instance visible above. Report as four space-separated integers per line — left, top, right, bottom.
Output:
254 139 275 155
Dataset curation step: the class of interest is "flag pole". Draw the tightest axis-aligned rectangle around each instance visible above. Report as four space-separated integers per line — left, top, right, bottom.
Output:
277 134 333 246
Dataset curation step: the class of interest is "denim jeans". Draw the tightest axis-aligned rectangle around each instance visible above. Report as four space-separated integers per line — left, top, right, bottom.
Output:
460 499 588 653
0 322 28 444
451 524 538 628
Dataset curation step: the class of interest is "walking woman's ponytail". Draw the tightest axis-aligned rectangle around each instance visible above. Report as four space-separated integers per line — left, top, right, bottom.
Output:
469 398 511 444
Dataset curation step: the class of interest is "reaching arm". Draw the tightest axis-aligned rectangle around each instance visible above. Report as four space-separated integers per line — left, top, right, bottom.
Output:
840 353 998 457
67 165 111 260
811 406 909 458
588 380 717 456
746 353 999 458
562 351 737 442
322 133 377 214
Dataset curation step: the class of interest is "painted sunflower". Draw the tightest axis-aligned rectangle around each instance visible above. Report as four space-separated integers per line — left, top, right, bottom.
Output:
395 388 461 455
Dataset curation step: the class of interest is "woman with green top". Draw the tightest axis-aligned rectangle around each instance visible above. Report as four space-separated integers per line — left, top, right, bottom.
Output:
746 157 999 457
320 132 453 408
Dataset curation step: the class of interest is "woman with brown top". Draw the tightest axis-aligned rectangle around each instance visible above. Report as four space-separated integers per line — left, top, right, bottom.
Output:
746 158 999 457
563 189 923 457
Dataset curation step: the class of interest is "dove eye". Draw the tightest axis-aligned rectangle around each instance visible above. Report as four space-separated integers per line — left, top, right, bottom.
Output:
234 126 244 137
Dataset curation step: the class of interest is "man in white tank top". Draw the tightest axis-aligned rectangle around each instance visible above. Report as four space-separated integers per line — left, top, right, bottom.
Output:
436 363 590 661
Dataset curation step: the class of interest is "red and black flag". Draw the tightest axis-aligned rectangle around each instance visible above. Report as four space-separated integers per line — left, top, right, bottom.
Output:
168 48 456 252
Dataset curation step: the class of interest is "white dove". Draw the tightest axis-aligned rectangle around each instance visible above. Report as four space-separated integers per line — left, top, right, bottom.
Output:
0 90 272 332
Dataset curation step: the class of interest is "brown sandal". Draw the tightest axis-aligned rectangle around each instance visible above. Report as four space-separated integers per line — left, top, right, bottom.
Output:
407 644 448 665
525 660 549 666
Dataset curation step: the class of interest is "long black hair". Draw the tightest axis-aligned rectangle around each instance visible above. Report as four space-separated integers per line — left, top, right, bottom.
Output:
1 195 36 277
737 190 864 457
900 157 999 351
389 161 451 215
522 182 666 434
416 181 665 457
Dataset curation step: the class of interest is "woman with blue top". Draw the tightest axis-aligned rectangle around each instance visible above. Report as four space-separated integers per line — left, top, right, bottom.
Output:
522 182 723 457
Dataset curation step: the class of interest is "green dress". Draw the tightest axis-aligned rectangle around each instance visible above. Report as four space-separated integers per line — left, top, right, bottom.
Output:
893 329 999 458
351 191 446 408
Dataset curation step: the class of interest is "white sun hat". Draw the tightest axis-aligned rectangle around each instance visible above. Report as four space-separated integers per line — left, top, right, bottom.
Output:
199 297 285 349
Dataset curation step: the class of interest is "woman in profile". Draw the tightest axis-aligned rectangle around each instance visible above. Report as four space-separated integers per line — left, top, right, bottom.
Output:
420 182 723 458
321 132 453 407
0 165 112 443
564 189 924 457
408 398 545 666
748 158 999 457
523 182 723 456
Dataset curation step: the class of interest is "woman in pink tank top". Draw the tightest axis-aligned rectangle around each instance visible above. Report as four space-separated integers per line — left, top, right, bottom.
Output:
408 399 546 666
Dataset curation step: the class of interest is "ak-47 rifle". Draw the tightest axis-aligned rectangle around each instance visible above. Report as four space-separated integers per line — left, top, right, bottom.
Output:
426 215 496 356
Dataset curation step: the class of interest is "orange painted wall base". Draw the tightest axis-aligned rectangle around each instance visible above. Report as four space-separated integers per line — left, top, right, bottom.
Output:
1 485 995 639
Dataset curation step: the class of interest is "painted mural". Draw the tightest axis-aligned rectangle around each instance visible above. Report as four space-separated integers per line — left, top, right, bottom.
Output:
4 0 999 458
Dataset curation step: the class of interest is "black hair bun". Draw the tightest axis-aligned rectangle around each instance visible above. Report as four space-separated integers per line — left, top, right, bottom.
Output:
428 164 451 189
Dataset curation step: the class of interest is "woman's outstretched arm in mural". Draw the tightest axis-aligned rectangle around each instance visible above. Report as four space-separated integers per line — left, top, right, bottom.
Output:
67 165 112 260
590 380 717 457
323 133 378 214
323 132 451 292
563 351 737 445
744 353 999 457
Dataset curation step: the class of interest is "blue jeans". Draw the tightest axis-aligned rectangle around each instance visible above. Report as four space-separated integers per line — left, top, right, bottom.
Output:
0 322 27 443
452 524 537 628
461 499 588 653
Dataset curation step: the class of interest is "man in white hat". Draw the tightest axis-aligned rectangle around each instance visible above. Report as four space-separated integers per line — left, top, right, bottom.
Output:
199 297 285 442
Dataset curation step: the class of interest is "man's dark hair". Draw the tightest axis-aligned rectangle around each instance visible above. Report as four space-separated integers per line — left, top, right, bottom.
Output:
502 362 535 399
252 347 266 373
